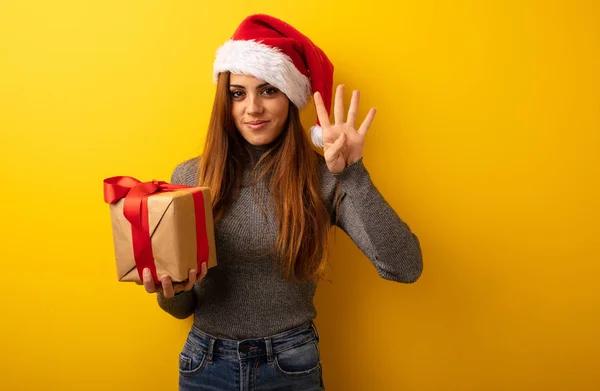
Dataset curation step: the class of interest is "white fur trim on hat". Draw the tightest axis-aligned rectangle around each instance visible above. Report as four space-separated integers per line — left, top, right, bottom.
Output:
213 40 312 109
310 125 323 148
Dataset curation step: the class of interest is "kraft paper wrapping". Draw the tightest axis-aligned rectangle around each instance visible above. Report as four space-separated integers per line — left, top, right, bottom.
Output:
110 189 217 283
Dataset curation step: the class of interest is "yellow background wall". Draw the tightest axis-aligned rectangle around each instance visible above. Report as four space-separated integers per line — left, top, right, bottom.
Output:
1 1 598 390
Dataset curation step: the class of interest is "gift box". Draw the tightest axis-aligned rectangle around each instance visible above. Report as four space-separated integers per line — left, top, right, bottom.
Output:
103 176 217 285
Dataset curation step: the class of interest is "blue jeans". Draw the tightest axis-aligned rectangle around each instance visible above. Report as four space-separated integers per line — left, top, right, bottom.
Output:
178 321 325 390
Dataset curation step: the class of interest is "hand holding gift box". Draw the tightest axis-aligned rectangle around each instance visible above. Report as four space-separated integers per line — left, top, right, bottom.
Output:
103 176 217 286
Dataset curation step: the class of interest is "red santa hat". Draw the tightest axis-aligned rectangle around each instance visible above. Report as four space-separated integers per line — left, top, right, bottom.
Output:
213 14 333 147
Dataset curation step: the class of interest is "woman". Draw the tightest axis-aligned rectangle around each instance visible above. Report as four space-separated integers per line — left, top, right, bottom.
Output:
142 14 423 390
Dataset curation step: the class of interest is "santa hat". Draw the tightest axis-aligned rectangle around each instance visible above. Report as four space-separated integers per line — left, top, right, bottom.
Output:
213 14 333 147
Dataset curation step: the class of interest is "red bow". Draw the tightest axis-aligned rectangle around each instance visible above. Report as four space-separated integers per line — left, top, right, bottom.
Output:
103 176 209 285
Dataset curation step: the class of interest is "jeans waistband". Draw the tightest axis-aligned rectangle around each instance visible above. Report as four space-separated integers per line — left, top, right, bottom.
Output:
185 321 320 364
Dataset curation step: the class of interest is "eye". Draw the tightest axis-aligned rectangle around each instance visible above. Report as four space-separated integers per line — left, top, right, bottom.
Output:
230 90 245 99
262 87 278 96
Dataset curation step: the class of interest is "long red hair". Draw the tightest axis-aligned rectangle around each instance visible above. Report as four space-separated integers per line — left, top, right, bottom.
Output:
198 72 340 282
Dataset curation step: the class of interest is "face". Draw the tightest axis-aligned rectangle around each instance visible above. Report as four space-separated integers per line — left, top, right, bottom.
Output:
229 73 290 146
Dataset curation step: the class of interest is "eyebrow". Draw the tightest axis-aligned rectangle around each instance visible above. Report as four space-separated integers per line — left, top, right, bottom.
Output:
229 83 271 89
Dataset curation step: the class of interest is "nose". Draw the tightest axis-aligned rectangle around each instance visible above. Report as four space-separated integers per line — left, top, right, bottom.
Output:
246 94 264 116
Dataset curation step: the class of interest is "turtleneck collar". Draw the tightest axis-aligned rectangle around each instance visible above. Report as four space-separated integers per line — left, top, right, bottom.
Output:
241 137 281 161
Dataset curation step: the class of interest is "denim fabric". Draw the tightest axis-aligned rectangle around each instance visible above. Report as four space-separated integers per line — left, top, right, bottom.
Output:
178 322 325 390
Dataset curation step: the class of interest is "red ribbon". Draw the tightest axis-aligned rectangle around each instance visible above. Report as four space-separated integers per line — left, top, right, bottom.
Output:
103 176 209 285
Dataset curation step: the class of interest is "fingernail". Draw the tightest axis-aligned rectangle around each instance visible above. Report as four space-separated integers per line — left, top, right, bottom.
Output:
143 269 150 276
191 269 196 274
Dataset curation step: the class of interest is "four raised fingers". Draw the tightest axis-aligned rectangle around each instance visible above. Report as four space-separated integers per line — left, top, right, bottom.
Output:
317 85 374 132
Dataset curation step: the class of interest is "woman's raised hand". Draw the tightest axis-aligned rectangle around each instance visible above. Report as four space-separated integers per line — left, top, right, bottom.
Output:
314 84 376 174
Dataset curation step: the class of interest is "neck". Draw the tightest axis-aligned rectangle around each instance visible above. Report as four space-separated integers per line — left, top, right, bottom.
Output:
245 141 273 153
242 138 280 161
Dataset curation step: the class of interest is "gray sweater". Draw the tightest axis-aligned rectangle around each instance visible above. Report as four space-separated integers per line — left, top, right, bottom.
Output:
157 144 423 339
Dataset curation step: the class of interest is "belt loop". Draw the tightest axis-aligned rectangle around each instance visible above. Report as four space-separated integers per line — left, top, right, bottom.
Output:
206 337 216 364
311 321 320 342
264 337 274 364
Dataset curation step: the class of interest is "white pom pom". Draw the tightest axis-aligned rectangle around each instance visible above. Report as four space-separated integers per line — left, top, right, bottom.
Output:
310 125 323 148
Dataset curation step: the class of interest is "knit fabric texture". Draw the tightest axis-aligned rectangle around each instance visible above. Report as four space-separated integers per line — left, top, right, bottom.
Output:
157 144 423 339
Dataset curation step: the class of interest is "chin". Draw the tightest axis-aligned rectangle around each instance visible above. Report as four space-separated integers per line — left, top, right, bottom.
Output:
247 133 280 146
239 126 283 146
252 138 274 146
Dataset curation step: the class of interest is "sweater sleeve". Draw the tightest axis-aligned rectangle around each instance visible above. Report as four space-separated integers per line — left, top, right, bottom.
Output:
155 160 199 319
156 291 196 319
332 158 423 283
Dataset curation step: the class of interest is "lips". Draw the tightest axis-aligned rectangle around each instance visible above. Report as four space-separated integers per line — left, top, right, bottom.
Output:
245 120 270 130
246 120 269 125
